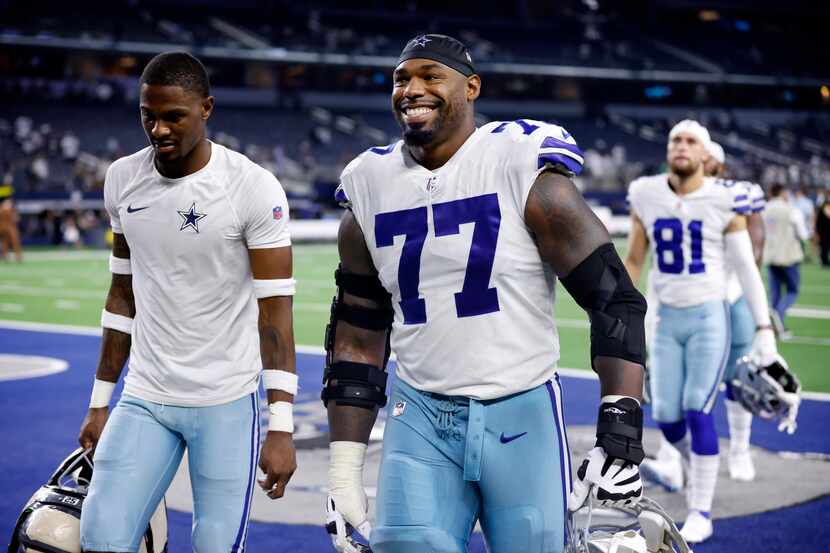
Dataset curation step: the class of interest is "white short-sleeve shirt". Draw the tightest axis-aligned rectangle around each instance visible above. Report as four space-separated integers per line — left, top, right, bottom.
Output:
105 142 291 406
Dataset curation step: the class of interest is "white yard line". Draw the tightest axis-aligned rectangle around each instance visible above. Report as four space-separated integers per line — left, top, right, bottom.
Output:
0 284 104 300
3 318 829 401
55 299 81 310
14 250 109 261
788 307 830 320
0 304 24 313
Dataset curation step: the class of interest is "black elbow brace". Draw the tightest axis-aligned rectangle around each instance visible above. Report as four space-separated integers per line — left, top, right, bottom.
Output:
559 243 646 368
322 266 393 410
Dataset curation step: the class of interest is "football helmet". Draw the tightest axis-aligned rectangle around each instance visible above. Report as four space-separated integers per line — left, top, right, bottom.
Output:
567 496 691 553
8 448 167 553
731 355 801 431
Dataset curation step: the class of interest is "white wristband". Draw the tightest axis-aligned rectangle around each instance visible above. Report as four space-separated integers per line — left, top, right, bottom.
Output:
109 254 132 275
89 378 116 408
101 309 133 335
262 369 298 395
253 278 296 298
268 401 294 433
601 395 641 406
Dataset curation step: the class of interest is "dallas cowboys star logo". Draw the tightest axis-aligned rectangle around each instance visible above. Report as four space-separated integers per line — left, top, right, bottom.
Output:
410 35 431 48
177 202 207 233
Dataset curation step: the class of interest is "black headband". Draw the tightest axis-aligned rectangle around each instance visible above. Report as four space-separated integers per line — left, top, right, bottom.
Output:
396 34 476 77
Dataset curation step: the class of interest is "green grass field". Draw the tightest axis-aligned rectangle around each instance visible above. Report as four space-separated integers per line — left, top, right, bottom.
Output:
2 243 829 392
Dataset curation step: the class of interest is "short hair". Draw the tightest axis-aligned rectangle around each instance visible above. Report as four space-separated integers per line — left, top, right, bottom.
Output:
140 52 210 98
770 183 786 198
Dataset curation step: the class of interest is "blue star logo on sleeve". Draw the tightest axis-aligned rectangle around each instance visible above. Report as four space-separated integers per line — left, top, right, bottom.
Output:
410 35 431 48
177 202 207 233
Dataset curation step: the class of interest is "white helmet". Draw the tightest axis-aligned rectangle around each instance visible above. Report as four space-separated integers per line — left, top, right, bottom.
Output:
8 448 167 553
567 496 691 553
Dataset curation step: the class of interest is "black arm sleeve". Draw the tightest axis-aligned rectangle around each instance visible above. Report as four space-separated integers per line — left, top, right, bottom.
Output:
559 243 647 368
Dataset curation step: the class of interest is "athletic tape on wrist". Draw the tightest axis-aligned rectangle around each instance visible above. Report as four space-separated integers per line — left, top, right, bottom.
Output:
329 441 368 477
253 278 296 298
268 401 294 433
262 369 298 395
101 309 133 335
89 378 116 408
109 254 132 275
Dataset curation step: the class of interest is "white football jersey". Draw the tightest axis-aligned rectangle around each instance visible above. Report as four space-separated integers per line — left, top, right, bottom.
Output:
627 175 750 308
726 182 765 303
105 142 291 406
337 120 583 400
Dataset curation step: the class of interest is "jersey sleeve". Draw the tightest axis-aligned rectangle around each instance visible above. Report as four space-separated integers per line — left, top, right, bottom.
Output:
335 155 364 210
535 125 584 178
506 121 584 213
750 183 766 213
241 168 291 249
626 178 646 219
103 161 123 234
730 182 753 215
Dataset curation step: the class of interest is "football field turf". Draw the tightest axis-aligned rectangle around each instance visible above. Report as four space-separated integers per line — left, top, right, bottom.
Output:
1 241 829 393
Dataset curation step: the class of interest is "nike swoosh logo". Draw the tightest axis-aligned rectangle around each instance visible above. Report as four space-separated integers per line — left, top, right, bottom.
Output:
499 431 528 444
126 205 149 213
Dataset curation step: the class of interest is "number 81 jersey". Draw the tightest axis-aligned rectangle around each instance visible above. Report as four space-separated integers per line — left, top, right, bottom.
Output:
336 120 583 400
627 175 751 308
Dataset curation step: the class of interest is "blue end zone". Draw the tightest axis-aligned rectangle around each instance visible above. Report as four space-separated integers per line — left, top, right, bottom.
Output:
2 326 828 551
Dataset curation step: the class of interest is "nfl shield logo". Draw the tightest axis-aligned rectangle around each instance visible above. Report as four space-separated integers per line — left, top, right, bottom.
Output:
392 400 406 417
272 206 283 220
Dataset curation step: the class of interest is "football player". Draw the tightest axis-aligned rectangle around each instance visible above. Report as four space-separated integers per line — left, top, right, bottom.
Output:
322 34 648 553
624 121 782 543
707 141 773 480
76 52 298 553
646 140 772 485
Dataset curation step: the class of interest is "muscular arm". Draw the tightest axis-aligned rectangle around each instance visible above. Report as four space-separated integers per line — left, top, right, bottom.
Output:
623 213 649 287
249 246 296 404
249 245 297 499
79 233 134 449
525 171 644 400
747 212 765 266
96 233 134 384
327 211 389 444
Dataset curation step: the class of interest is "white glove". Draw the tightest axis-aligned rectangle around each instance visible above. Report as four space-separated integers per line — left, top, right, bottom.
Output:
568 446 643 512
750 327 778 367
327 441 371 552
776 390 801 435
326 496 371 553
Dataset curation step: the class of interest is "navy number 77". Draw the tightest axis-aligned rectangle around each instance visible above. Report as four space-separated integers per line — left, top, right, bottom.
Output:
375 193 502 324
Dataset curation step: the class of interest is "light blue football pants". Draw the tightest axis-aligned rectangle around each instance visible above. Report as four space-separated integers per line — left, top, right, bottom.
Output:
724 296 755 398
371 376 571 553
650 300 731 422
80 392 260 553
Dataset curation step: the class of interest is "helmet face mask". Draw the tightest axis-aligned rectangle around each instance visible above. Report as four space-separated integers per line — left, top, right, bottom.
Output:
731 356 802 420
566 496 691 553
9 448 167 553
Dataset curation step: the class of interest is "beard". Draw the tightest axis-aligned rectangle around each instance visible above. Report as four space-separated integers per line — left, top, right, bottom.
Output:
670 159 699 177
402 126 436 146
395 102 448 147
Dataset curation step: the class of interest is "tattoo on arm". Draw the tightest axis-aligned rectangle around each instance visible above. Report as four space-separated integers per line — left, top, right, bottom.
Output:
525 171 644 397
524 170 610 276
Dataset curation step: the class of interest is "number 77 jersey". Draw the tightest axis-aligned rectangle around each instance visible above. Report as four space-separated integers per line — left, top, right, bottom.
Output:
627 175 752 308
336 120 583 400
